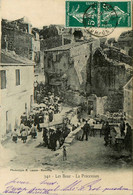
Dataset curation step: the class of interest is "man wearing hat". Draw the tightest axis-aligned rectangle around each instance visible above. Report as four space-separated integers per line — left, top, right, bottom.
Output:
81 120 90 141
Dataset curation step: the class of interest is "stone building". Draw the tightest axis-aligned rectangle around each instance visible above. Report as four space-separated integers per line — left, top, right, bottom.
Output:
103 46 132 66
123 77 133 126
1 17 40 61
40 26 91 76
117 30 133 57
107 30 133 57
31 29 40 62
43 28 133 112
44 39 100 95
0 50 34 139
91 48 132 112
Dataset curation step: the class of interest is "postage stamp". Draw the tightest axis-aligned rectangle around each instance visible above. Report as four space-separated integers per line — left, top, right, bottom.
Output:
83 2 118 37
100 2 131 28
66 1 131 30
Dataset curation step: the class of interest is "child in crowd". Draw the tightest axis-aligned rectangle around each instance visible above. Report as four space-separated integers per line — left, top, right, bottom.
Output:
63 145 67 161
12 129 18 143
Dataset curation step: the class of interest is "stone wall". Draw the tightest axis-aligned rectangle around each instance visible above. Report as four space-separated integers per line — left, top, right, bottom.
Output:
41 36 62 51
105 91 124 113
103 47 132 65
91 49 132 96
123 78 133 126
90 48 132 112
64 91 86 106
2 27 33 60
44 40 100 93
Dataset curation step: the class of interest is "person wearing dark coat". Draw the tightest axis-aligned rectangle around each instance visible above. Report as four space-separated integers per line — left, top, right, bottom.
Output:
20 112 27 126
52 131 57 151
120 118 125 137
34 113 41 131
104 121 110 146
49 130 57 151
27 116 33 128
125 123 132 151
49 110 53 122
30 124 37 139
39 111 44 123
56 128 61 141
42 127 48 147
82 121 90 141
34 113 39 126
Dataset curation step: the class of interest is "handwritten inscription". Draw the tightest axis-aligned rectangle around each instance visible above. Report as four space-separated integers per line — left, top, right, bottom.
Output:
2 178 132 194
5 178 30 186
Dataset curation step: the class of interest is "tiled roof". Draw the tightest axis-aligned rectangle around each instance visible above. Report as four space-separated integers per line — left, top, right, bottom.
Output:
0 50 34 65
44 39 94 52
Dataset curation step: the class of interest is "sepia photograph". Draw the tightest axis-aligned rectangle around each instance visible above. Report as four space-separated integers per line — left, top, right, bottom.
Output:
0 0 132 194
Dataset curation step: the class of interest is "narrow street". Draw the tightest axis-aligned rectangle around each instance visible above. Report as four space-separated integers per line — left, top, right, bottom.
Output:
1 130 132 171
54 137 132 171
0 106 72 169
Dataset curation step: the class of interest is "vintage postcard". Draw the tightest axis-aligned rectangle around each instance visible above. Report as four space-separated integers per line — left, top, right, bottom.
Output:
0 0 132 194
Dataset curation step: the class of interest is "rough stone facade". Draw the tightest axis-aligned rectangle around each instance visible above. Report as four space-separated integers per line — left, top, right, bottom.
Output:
2 27 32 59
1 18 40 61
91 49 132 95
40 36 63 51
103 46 132 65
123 77 133 126
107 30 133 57
44 39 100 94
44 37 132 112
90 48 132 112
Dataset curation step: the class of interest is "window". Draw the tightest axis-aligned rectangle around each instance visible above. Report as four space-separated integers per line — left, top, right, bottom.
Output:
48 59 51 68
16 69 20 86
0 70 6 89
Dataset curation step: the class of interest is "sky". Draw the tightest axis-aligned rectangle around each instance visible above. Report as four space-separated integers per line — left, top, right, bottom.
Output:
1 0 65 28
1 0 132 38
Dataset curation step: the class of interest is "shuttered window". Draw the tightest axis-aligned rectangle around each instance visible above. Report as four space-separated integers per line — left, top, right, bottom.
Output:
0 70 6 89
16 69 20 86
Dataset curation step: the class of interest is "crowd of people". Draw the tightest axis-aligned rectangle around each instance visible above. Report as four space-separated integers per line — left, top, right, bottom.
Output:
11 92 63 144
80 117 132 152
42 125 70 151
34 81 62 104
42 110 81 151
11 110 80 149
11 108 132 153
12 123 38 143
103 118 132 152
11 87 132 153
